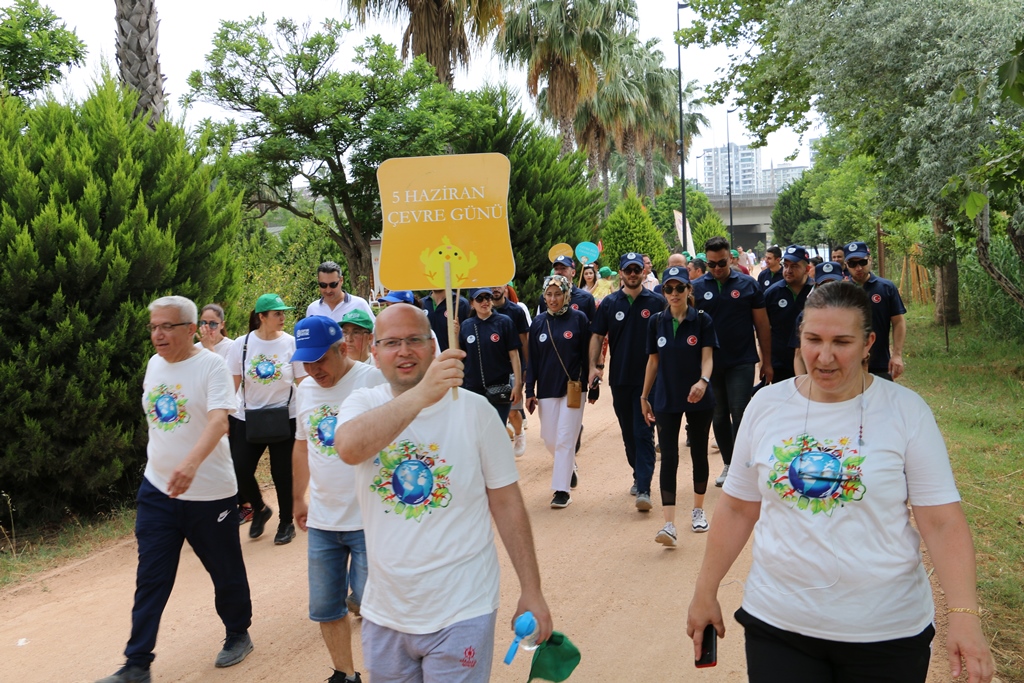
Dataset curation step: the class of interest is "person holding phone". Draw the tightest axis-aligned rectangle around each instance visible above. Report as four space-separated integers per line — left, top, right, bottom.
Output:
640 267 717 547
195 303 234 360
687 281 994 682
524 276 590 509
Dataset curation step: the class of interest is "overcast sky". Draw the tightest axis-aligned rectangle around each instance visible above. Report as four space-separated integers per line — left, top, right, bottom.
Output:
46 0 820 173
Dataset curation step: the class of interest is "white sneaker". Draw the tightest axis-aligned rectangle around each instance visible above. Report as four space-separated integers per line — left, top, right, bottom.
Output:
522 415 529 430
655 522 677 547
715 464 730 487
692 508 709 533
635 493 653 511
513 433 526 457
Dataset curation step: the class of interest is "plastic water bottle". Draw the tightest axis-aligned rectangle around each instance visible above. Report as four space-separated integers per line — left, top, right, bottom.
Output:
503 611 539 664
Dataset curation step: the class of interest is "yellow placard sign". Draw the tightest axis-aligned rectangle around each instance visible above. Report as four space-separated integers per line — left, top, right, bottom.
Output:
548 243 574 262
376 153 514 290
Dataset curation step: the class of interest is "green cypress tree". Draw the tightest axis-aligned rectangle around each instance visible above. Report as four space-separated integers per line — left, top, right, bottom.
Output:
600 189 669 273
0 75 241 520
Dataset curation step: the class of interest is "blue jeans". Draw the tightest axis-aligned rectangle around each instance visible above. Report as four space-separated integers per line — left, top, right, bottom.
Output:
126 478 251 667
611 384 656 495
710 363 755 466
307 527 368 622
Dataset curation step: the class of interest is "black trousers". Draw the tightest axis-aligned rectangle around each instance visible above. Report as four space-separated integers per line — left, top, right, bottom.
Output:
228 415 295 525
653 409 714 507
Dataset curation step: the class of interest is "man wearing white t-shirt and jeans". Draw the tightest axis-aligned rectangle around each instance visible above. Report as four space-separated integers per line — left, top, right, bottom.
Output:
291 316 387 683
96 296 253 683
306 261 376 323
335 304 553 683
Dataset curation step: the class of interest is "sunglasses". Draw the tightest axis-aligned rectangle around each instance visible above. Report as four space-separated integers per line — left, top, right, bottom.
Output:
318 281 341 289
846 259 868 268
706 258 730 269
198 321 221 329
662 284 688 294
474 294 493 302
622 266 642 275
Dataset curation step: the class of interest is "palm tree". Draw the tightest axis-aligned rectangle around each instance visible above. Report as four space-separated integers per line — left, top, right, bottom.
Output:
595 34 654 192
342 0 503 87
114 0 166 124
496 0 637 157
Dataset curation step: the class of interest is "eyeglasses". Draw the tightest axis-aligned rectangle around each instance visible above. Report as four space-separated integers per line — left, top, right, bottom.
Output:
342 327 371 336
198 321 220 329
706 258 730 269
374 335 432 350
473 294 493 302
846 259 868 268
622 266 642 275
662 284 688 294
147 322 191 333
318 281 341 289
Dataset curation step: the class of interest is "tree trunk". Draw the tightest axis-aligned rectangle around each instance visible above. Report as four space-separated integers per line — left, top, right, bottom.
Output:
932 215 960 326
624 130 637 191
601 152 611 219
588 142 600 191
644 148 656 204
114 0 166 125
975 202 1024 310
326 227 375 301
559 114 575 158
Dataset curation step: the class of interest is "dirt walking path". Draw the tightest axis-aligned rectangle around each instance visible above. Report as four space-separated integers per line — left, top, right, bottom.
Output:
2 396 951 682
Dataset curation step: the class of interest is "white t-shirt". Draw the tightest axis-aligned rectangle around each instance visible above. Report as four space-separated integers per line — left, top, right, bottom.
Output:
295 363 387 531
306 294 376 323
194 337 233 361
226 333 307 419
724 378 960 642
336 387 519 634
142 349 237 501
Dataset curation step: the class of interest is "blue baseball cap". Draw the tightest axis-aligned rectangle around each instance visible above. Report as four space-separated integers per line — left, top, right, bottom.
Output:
379 290 414 304
553 255 575 269
470 288 493 299
844 241 870 259
619 252 644 270
783 245 811 263
661 266 690 285
293 315 344 362
815 261 845 283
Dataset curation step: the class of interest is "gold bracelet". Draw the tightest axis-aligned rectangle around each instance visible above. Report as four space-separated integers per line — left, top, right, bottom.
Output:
947 607 981 618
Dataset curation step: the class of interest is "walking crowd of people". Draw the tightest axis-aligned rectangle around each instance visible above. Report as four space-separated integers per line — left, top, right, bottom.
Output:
97 239 994 683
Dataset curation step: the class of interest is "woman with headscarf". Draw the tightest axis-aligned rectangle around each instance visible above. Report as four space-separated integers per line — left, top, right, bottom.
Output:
524 276 591 509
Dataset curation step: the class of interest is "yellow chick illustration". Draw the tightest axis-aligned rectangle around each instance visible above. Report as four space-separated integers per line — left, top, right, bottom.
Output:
420 236 478 287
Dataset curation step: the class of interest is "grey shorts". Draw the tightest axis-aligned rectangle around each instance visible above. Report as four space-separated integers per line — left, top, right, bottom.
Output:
362 610 497 683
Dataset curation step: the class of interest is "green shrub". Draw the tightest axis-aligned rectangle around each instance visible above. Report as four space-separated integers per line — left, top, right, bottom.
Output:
600 190 669 273
958 237 1024 337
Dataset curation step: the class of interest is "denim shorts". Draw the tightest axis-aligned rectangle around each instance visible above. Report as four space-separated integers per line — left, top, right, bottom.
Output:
307 527 368 622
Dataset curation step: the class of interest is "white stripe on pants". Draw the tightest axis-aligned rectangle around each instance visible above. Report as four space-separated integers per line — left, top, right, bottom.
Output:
538 397 585 492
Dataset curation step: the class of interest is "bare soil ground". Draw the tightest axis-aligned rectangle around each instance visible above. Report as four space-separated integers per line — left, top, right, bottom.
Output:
2 396 952 682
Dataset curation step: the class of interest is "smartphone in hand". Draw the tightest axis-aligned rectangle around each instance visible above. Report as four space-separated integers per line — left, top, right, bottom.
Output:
695 624 717 668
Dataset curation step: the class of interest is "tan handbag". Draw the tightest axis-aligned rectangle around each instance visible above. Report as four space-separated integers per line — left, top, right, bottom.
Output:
546 319 584 409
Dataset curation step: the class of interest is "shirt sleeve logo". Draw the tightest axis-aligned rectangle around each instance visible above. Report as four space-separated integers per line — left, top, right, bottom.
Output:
657 336 667 347
466 334 476 344
730 290 741 299
563 330 573 339
490 333 500 342
687 335 698 346
641 308 651 318
778 299 788 308
615 310 625 321
871 294 882 303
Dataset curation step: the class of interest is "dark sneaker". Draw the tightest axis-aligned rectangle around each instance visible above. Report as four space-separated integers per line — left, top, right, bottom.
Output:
550 491 571 508
629 483 638 496
570 470 578 489
238 504 254 525
95 664 151 683
327 671 363 683
215 632 253 668
345 595 361 618
249 505 273 539
274 522 296 545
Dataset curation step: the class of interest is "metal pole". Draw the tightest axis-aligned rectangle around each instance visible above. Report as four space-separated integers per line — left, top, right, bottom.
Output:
676 3 690 253
726 106 738 246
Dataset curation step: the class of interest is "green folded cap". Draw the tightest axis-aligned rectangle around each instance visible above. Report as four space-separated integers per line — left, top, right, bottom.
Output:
255 293 293 313
341 309 374 331
528 631 580 682
598 267 614 278
695 252 706 261
730 249 739 257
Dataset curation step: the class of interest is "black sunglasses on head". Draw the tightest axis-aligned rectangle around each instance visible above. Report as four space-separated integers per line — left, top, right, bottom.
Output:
318 281 340 289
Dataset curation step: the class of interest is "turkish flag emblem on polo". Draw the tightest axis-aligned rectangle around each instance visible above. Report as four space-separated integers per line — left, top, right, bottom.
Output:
563 331 573 339
872 294 882 303
730 290 740 299
490 333 500 342
641 309 651 318
687 335 698 346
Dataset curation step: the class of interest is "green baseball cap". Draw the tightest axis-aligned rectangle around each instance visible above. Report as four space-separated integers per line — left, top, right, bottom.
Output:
528 631 581 682
598 266 614 278
341 309 374 331
730 249 739 258
695 252 706 261
255 293 293 313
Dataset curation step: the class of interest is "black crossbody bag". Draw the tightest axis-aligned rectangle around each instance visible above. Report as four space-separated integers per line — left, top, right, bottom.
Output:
241 332 293 444
472 320 513 404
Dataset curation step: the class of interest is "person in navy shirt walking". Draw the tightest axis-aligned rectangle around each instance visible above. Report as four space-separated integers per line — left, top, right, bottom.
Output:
757 246 784 292
844 241 907 380
640 267 717 547
691 237 772 489
535 255 597 321
460 288 522 426
589 253 666 512
764 245 813 382
422 289 470 353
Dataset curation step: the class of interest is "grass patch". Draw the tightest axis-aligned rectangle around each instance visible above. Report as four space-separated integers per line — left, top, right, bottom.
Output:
901 305 1024 682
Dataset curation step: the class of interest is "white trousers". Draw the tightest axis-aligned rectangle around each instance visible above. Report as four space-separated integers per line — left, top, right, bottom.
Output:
538 397 585 492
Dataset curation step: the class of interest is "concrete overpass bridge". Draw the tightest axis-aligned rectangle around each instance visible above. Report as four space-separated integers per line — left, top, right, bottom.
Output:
705 193 777 250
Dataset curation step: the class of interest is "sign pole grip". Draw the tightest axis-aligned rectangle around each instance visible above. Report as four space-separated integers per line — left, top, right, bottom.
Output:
444 261 459 400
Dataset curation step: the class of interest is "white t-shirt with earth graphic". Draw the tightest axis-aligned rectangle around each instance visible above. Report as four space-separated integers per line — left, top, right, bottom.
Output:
226 332 307 419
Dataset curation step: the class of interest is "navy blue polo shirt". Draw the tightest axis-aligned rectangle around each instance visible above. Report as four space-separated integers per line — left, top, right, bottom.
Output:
758 268 783 292
525 310 591 399
590 288 666 387
493 299 529 336
422 295 470 352
646 308 718 414
536 285 596 322
764 279 812 373
691 271 765 370
859 273 906 373
459 313 520 393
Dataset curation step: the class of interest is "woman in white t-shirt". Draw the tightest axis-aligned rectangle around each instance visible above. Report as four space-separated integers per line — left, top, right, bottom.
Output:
226 293 307 547
687 281 993 683
194 303 234 360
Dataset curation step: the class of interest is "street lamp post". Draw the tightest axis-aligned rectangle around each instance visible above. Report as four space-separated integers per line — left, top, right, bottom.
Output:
676 3 690 253
725 106 738 245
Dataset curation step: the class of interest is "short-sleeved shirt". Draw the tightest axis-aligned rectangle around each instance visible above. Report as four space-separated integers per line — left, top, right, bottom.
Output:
536 286 596 322
336 386 518 635
724 378 959 642
226 333 307 419
691 271 765 371
460 313 521 393
194 337 234 361
422 295 471 352
858 274 907 373
525 310 591 399
764 280 812 374
306 294 376 324
295 362 387 531
758 268 783 292
590 288 666 387
646 307 718 413
142 349 237 501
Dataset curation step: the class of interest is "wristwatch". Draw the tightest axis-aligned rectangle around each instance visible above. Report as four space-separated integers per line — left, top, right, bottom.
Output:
700 376 711 384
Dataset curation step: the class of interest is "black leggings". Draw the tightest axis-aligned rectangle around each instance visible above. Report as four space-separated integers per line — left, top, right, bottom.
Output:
653 409 713 507
736 608 934 683
228 415 295 525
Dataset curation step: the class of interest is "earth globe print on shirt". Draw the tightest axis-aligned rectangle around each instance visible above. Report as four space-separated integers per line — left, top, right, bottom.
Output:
371 440 453 521
146 384 190 431
248 355 282 384
768 434 867 515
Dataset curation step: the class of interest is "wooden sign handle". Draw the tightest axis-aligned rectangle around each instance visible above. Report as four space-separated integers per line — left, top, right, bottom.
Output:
444 262 459 400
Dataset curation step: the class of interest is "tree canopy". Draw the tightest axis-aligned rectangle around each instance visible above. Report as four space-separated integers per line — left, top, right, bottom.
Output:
0 0 86 98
